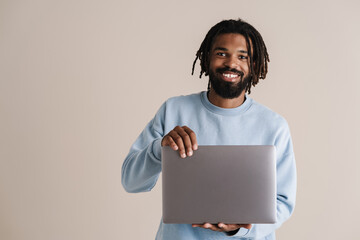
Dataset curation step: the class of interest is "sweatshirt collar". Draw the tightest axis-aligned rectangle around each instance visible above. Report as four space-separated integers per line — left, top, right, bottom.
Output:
200 91 252 116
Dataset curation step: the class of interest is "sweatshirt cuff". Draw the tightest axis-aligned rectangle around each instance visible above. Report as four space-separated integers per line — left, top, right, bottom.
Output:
229 227 250 237
152 138 162 160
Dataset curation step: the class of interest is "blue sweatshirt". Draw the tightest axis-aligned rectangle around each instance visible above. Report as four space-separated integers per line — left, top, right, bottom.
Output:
122 91 296 239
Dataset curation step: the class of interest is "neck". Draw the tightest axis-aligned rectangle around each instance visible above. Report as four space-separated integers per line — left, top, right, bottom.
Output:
207 89 246 108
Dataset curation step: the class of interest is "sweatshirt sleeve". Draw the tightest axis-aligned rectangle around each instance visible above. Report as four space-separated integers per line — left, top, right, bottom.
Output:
121 103 166 193
231 120 297 239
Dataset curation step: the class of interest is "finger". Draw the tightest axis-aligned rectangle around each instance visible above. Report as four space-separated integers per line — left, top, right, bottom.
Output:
161 135 178 150
192 224 201 227
217 223 239 232
173 126 193 157
218 223 252 232
192 223 213 230
203 223 222 232
182 126 198 150
168 130 186 158
192 223 203 229
240 224 252 229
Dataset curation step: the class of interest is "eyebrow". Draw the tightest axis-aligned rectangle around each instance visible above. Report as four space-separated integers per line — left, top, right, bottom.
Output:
213 47 248 54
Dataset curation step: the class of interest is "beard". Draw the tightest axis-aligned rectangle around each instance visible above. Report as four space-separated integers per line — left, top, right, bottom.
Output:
208 67 251 99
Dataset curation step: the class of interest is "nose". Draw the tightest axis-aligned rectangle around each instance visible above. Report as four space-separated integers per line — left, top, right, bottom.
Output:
224 55 239 69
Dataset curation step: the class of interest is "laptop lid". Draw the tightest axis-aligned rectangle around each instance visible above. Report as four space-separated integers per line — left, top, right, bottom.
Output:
161 145 276 224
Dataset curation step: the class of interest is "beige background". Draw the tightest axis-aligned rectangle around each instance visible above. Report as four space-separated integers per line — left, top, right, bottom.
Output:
1 0 359 239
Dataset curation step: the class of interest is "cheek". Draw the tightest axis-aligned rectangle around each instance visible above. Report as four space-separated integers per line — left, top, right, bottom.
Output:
209 58 223 70
242 61 250 73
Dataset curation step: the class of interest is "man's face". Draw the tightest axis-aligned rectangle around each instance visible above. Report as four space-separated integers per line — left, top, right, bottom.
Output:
208 33 251 99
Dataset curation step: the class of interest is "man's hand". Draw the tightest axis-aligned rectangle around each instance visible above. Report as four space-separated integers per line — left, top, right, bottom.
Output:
161 126 198 158
192 223 252 233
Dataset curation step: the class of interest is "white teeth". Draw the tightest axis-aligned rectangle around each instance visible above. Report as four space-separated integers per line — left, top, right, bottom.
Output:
223 73 238 78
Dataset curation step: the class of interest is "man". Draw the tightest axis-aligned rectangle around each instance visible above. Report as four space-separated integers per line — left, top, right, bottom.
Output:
122 19 296 239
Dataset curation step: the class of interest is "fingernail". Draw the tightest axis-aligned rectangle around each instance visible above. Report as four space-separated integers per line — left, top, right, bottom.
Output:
193 144 198 150
188 151 193 156
181 153 186 158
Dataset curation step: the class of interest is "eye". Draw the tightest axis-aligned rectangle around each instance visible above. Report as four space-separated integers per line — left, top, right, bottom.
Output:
239 55 248 60
216 52 226 57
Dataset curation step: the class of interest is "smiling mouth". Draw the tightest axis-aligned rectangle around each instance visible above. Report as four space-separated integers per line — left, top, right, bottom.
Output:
221 72 240 82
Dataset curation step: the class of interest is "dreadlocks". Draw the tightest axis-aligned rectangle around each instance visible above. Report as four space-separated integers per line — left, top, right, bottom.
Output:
191 19 270 94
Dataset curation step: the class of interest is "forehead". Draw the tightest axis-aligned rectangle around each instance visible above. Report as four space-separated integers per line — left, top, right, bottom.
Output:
211 33 249 52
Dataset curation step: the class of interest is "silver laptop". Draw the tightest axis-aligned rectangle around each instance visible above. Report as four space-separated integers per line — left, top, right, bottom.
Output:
161 145 276 224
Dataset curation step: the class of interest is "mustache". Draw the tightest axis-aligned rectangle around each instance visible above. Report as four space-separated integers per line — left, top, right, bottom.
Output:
216 67 244 77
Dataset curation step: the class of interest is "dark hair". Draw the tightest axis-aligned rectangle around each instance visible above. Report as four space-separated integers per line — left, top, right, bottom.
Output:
191 19 270 94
